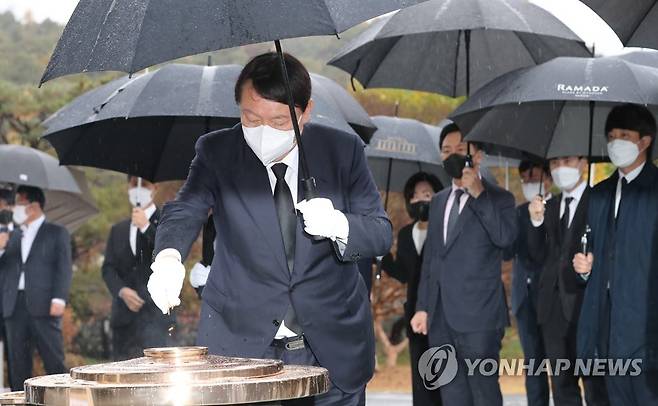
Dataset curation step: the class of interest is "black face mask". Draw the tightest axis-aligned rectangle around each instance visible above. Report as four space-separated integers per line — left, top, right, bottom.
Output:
0 209 12 226
409 201 430 222
443 153 467 179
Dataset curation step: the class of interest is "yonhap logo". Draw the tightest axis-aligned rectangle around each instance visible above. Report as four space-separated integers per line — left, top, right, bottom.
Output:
557 83 609 98
418 344 459 390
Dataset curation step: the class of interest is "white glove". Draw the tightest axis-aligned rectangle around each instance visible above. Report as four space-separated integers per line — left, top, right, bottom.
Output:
189 262 210 288
296 198 349 241
148 249 186 314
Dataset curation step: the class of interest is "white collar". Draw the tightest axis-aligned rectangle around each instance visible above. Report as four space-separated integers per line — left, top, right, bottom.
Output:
618 161 645 184
268 146 299 173
563 180 587 202
21 214 45 234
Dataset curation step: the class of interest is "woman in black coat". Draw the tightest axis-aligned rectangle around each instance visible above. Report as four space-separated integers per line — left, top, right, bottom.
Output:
382 172 443 406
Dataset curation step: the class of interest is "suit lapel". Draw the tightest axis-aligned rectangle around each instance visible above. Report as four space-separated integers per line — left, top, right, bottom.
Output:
24 223 46 264
230 139 289 278
443 196 475 253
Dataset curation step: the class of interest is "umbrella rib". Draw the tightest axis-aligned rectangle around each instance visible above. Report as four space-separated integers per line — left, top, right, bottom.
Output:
624 2 656 44
453 30 461 97
84 0 119 73
127 0 152 74
543 101 566 159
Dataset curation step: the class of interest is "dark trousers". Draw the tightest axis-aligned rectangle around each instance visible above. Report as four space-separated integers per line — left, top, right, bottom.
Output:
408 328 443 406
262 337 365 406
516 297 550 406
4 292 66 391
605 373 658 405
429 303 504 406
541 301 609 406
112 302 173 360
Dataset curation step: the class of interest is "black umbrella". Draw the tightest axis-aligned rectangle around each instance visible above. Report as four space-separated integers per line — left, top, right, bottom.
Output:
0 145 98 231
43 64 376 182
366 116 449 207
450 56 658 177
328 0 590 97
582 0 658 49
41 0 429 201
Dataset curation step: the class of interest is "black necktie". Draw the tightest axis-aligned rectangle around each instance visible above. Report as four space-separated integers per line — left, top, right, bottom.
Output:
616 178 628 222
446 189 464 243
271 163 301 335
561 196 574 236
272 163 296 273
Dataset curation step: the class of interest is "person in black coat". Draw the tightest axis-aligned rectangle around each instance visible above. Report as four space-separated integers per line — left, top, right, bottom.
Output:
574 104 658 405
528 156 609 406
506 160 553 406
381 172 443 406
101 177 174 360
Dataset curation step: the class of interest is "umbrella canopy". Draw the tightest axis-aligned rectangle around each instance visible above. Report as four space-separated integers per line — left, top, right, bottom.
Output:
40 0 429 84
43 64 375 181
328 0 590 97
0 144 80 193
42 168 99 232
582 0 658 49
616 48 658 67
366 116 450 193
450 56 658 161
0 146 98 232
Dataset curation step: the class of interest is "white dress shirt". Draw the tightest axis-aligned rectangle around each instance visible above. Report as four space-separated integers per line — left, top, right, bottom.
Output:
560 180 587 228
412 223 428 255
129 203 157 256
443 183 469 242
615 161 645 218
9 215 65 306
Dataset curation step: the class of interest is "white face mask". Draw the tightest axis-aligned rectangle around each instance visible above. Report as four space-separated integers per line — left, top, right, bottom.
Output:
12 205 28 225
242 123 298 166
128 187 153 207
607 139 641 169
521 182 542 202
551 166 582 191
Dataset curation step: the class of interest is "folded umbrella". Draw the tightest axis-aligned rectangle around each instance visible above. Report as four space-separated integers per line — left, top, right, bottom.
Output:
328 0 590 97
43 64 376 181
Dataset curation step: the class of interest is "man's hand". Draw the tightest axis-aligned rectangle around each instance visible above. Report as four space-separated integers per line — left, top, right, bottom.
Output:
462 167 484 198
49 301 66 317
573 253 594 275
296 198 348 241
148 249 186 314
410 311 428 335
0 232 8 250
119 287 145 312
131 207 149 230
528 195 546 223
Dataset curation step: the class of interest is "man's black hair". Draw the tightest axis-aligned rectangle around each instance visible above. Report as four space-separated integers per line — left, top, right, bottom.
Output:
403 172 443 204
439 123 461 150
439 122 482 152
0 188 13 205
235 52 312 111
605 103 656 137
16 185 45 209
518 160 550 177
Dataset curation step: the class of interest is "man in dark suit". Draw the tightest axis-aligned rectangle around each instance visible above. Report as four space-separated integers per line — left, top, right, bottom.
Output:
507 160 553 406
574 104 658 405
528 156 608 406
102 176 174 360
382 171 443 406
147 53 391 405
0 186 71 391
411 123 517 406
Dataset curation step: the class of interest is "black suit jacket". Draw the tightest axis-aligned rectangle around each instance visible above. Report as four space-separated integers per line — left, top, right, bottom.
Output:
0 221 72 318
528 188 589 325
102 208 162 327
154 123 392 393
382 223 423 325
417 180 516 333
